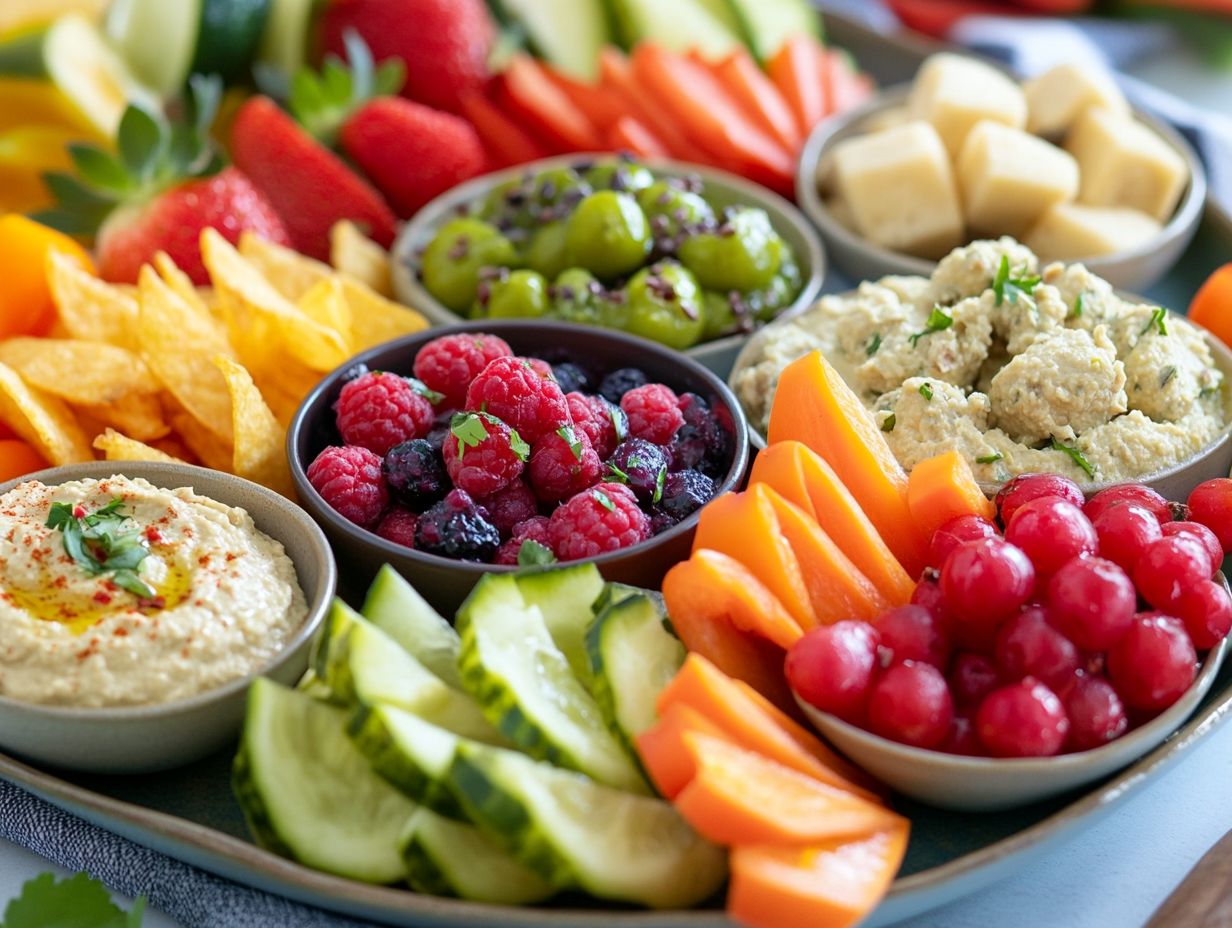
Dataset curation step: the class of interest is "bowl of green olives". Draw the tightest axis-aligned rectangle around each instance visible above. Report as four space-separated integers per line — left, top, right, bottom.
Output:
391 154 825 378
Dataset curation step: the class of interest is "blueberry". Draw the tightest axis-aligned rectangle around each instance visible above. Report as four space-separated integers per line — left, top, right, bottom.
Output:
551 361 591 394
414 489 501 562
669 392 714 472
654 470 716 525
383 439 447 509
606 438 669 504
598 367 649 405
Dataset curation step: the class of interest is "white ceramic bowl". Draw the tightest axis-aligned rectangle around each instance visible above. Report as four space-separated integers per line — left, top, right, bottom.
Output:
0 461 336 774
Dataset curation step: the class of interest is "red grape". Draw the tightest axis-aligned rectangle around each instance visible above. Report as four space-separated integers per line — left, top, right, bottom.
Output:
940 714 983 756
1005 497 1098 576
1107 613 1198 711
928 514 998 568
948 651 1001 707
994 605 1081 695
1064 674 1128 751
975 678 1070 757
996 473 1084 525
1092 503 1162 573
1084 483 1170 525
875 604 951 669
1162 521 1224 569
941 537 1036 627
1048 556 1137 652
1134 534 1215 609
786 621 880 722
1188 478 1232 552
911 573 953 625
866 661 953 749
1173 580 1232 650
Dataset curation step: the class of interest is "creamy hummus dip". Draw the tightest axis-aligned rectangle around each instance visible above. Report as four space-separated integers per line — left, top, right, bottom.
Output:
735 239 1229 484
0 475 308 708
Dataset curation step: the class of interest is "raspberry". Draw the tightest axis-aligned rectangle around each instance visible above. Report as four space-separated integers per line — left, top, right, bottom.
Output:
566 392 625 459
599 367 648 404
548 484 651 561
494 515 552 565
376 508 418 548
529 425 602 503
621 383 683 445
441 412 528 497
414 489 501 562
477 480 539 537
307 445 388 527
335 371 435 456
383 438 447 509
413 333 512 408
653 469 716 527
551 362 590 394
606 438 670 504
465 356 570 443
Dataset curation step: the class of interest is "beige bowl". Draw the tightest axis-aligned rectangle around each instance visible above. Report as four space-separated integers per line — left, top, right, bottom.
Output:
796 85 1206 293
0 461 336 774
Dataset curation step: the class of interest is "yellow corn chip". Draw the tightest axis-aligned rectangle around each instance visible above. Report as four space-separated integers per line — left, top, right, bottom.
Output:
214 355 293 495
0 361 93 465
330 220 393 297
239 230 331 301
93 428 184 464
339 276 430 352
76 392 170 441
297 277 354 345
152 251 211 316
0 337 159 406
137 265 235 444
46 251 138 349
169 411 233 472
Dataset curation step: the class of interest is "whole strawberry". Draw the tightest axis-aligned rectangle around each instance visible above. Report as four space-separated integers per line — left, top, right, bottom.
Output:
318 0 494 113
35 78 289 285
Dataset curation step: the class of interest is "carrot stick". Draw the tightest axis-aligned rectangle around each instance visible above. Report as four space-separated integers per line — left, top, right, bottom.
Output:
606 115 669 159
767 35 827 136
714 49 803 154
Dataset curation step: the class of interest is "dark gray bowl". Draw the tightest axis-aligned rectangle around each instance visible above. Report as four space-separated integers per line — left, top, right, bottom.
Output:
288 320 751 613
391 153 825 380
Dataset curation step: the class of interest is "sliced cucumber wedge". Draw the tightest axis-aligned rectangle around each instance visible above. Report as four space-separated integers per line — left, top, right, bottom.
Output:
590 581 642 617
233 678 415 884
400 807 556 904
105 0 200 94
349 703 466 819
361 564 462 690
456 574 648 794
492 0 611 80
606 0 742 58
722 0 821 63
513 563 605 686
255 0 316 78
587 592 685 747
449 744 727 908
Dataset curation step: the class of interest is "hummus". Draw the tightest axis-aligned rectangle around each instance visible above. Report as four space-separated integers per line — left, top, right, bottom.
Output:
735 238 1229 484
0 475 308 708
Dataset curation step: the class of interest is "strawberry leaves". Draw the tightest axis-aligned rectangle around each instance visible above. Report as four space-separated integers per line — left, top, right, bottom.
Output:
288 30 405 146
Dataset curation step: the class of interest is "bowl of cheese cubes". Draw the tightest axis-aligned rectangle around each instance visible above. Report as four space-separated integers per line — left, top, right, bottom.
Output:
798 53 1205 292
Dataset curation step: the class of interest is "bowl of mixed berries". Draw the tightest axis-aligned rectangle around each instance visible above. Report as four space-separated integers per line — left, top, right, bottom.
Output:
289 320 750 610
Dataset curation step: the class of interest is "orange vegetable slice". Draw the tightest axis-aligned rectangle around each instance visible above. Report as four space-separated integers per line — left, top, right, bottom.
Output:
457 89 544 168
598 47 697 161
0 214 93 339
767 35 826 135
499 55 602 152
0 437 48 482
714 49 803 153
635 702 729 799
907 449 997 541
606 115 669 159
1189 261 1232 351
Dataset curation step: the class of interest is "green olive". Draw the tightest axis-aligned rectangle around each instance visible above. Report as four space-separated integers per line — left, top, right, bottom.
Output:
701 291 757 340
523 221 570 280
529 166 593 210
677 207 783 292
564 191 652 280
549 268 605 326
585 160 655 195
421 218 519 313
623 260 705 350
636 180 715 245
484 269 550 319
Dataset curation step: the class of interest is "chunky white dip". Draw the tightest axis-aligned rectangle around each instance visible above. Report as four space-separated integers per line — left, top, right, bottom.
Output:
0 475 308 708
735 239 1228 484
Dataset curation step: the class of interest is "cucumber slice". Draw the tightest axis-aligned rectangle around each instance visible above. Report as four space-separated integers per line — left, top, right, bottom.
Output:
721 0 821 62
513 563 605 686
255 0 315 78
317 599 504 745
105 0 200 94
605 0 742 57
192 0 271 83
449 744 727 908
456 574 648 794
400 807 556 904
348 703 467 819
590 581 642 616
492 0 611 80
587 593 685 746
233 678 415 884
361 564 462 690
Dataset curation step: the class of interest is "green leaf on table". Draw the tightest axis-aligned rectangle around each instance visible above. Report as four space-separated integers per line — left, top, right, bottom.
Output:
2 872 145 928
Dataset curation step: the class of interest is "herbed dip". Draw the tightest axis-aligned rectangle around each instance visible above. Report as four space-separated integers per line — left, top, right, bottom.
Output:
735 238 1229 485
0 475 307 708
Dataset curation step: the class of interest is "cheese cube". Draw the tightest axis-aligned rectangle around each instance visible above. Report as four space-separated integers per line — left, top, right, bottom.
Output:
832 121 964 258
908 53 1027 156
1025 203 1162 261
1066 108 1189 221
1024 62 1129 137
957 121 1079 236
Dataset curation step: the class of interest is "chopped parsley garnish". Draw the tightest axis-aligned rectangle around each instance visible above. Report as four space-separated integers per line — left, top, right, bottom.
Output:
46 498 157 600
1139 307 1169 337
516 540 557 567
880 413 896 432
609 406 627 442
593 489 616 511
451 412 528 461
1050 439 1095 478
557 425 583 461
1160 366 1177 388
3 871 146 928
1071 292 1085 319
976 453 1004 464
918 382 933 401
606 462 629 482
866 332 882 356
909 307 953 347
1200 385 1220 399
652 465 667 505
991 255 1040 308
405 376 444 405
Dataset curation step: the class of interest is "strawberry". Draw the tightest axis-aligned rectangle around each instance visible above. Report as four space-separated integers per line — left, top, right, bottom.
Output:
318 0 494 113
34 78 289 285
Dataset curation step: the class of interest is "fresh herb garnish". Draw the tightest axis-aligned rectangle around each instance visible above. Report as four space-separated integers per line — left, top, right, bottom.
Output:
593 489 616 511
609 406 627 442
46 499 157 600
909 307 953 348
556 425 583 461
1160 366 1177 388
1139 307 1169 337
976 452 1004 464
1050 439 1095 478
516 540 556 567
652 465 667 505
866 332 882 356
1071 292 1085 319
1200 385 1220 399
918 382 933 401
3 871 146 928
405 376 444 405
508 427 530 462
606 462 629 482
880 414 896 432
450 412 528 462
991 255 1040 308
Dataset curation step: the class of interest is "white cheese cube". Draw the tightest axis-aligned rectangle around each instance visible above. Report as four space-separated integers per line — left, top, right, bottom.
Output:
1024 62 1129 137
861 105 911 134
832 121 964 258
1024 203 1162 261
957 120 1079 236
1065 108 1189 221
908 53 1027 156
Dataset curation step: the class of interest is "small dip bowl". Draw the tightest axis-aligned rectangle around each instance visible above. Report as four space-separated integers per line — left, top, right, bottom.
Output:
391 153 825 379
797 86 1206 293
796 587 1230 812
0 461 336 774
288 319 751 614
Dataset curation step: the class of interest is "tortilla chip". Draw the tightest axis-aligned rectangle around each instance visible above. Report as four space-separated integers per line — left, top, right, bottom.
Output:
330 220 393 297
0 337 159 406
137 265 235 444
152 251 211 315
93 428 184 463
239 230 331 301
169 411 233 472
339 276 430 352
150 434 197 464
76 392 171 441
0 361 93 465
214 356 293 495
46 251 138 349
297 277 353 346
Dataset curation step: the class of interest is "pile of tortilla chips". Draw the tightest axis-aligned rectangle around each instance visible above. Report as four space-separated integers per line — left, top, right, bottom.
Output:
0 220 425 496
